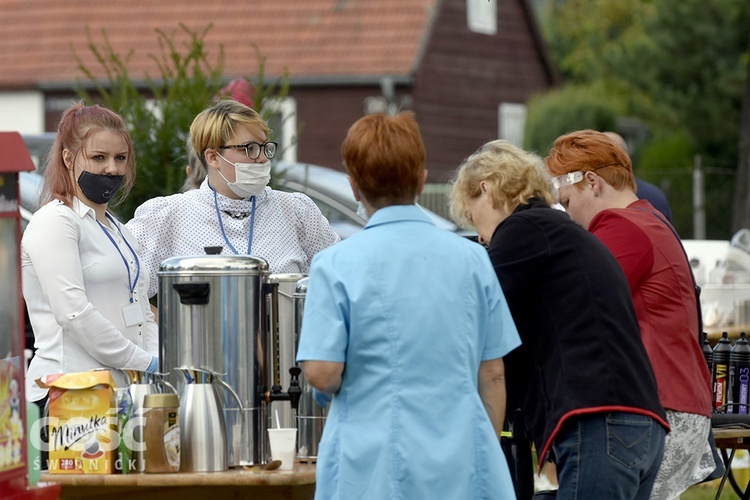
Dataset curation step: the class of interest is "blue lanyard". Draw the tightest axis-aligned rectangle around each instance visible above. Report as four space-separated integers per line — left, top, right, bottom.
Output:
97 213 140 303
212 187 256 255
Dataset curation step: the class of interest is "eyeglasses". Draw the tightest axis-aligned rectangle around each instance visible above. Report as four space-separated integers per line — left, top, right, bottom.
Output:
552 171 584 190
220 141 278 160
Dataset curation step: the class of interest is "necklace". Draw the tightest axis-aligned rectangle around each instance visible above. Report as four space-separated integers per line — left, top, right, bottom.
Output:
212 187 256 255
221 210 251 220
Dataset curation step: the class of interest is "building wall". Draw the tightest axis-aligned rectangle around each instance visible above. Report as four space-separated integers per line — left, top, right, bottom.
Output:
0 92 45 133
413 0 555 182
16 0 554 185
290 85 382 170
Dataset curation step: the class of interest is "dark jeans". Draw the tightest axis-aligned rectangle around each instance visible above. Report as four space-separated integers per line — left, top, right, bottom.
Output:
552 412 666 500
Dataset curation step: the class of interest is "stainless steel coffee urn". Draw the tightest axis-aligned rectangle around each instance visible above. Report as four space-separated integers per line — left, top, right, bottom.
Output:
294 277 327 461
268 274 307 429
158 255 272 467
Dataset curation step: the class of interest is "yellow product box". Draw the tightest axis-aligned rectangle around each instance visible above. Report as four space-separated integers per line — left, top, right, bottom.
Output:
37 370 117 474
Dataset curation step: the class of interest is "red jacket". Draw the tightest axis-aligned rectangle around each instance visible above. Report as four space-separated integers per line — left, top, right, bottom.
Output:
589 199 712 417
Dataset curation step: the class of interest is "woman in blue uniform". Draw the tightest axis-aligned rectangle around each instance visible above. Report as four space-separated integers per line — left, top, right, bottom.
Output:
297 112 521 499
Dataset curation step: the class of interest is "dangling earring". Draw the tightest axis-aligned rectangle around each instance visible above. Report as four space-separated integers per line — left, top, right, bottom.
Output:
593 192 599 197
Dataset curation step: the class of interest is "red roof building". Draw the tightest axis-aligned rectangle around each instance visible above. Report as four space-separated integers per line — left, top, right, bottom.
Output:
0 0 558 181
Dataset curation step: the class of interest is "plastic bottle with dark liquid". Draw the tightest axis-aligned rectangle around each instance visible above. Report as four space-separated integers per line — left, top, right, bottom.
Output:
712 331 732 412
702 331 713 372
728 331 750 414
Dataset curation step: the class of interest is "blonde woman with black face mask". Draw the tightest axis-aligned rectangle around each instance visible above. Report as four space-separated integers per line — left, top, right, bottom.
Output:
126 99 340 299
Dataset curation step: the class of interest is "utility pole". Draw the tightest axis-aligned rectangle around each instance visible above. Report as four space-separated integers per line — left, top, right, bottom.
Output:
693 154 706 239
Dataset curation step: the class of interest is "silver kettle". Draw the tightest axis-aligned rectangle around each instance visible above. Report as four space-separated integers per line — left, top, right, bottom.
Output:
176 368 242 472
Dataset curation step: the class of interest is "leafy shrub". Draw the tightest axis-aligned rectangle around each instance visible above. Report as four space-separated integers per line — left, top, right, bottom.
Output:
73 23 291 220
524 84 618 156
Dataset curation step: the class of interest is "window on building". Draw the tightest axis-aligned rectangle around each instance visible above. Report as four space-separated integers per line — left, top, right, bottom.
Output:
467 0 497 35
498 103 527 148
263 97 298 163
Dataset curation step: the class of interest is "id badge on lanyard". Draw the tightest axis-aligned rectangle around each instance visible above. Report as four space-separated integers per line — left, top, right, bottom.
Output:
98 214 143 326
122 302 145 326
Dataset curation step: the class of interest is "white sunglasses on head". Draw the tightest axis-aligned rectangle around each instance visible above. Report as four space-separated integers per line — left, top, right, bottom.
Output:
551 171 584 190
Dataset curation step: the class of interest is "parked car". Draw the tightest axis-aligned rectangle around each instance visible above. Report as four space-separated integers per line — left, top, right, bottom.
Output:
273 161 463 239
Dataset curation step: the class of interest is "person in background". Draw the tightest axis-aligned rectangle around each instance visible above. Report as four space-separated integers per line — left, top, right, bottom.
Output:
546 130 716 499
126 99 340 298
603 131 673 222
450 139 668 499
22 101 159 406
217 77 255 109
180 135 205 192
296 112 521 499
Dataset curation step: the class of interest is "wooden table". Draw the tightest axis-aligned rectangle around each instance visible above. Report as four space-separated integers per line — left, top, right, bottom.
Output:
40 463 316 500
712 427 750 499
713 428 750 448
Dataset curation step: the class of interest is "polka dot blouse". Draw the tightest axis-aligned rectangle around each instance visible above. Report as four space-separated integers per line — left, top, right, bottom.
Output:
125 180 341 297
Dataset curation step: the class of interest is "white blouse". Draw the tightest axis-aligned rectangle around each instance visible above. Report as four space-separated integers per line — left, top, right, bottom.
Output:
22 198 157 401
125 180 341 298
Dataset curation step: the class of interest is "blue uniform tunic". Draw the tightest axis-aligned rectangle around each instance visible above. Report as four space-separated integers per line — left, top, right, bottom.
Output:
296 205 521 500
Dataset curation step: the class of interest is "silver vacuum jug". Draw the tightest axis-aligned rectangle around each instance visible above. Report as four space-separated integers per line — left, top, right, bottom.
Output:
176 368 243 472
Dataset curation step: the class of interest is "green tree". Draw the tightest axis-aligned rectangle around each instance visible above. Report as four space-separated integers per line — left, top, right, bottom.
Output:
73 23 292 220
628 0 749 165
536 0 750 235
524 84 618 155
541 0 664 123
73 24 225 219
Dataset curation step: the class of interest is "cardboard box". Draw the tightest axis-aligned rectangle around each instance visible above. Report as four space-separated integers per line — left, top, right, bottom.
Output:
37 370 116 474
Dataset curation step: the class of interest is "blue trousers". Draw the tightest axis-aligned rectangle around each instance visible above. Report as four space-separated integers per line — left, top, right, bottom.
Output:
552 412 666 499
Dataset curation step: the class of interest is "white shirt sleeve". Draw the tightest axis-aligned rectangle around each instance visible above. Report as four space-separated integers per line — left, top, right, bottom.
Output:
23 202 152 374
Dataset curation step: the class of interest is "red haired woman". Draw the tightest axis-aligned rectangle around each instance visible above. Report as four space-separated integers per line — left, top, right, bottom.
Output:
546 130 717 499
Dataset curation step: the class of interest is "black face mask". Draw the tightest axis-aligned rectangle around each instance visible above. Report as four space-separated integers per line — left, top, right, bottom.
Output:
77 170 125 205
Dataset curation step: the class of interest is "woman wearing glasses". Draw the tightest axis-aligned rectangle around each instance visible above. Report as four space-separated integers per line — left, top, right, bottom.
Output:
126 99 340 298
450 140 669 499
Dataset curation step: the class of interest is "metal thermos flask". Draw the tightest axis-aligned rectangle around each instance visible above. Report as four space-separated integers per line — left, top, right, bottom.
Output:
712 331 733 412
177 369 228 472
728 331 750 414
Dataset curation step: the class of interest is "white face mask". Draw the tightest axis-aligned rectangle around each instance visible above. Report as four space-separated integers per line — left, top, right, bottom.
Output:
216 153 271 198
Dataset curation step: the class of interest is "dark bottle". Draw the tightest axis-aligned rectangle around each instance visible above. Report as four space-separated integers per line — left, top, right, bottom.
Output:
728 331 750 414
712 331 732 412
702 331 713 372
